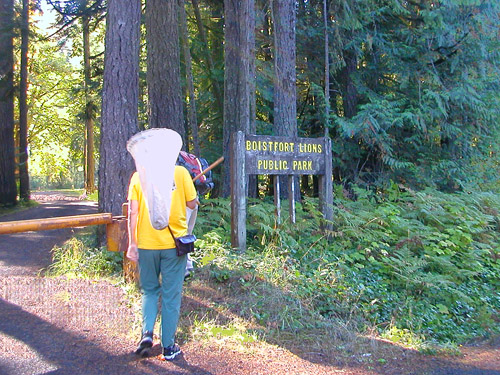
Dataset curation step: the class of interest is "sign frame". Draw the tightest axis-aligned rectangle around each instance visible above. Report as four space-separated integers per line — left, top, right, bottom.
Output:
230 131 333 251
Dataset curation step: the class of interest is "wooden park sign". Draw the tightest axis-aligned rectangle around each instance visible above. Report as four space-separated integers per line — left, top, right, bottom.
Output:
230 131 333 251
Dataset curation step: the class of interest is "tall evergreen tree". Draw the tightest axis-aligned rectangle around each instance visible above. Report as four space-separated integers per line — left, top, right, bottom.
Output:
247 0 258 198
146 0 185 139
99 0 141 215
0 0 17 206
179 0 199 155
18 0 30 200
82 11 96 193
222 0 254 197
191 0 223 115
272 0 297 198
286 0 498 190
272 0 297 139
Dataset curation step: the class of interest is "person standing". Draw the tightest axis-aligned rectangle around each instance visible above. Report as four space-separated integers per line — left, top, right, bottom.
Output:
127 165 197 360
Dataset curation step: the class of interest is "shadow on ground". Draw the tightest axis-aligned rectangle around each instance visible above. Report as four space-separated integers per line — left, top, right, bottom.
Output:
181 276 500 375
0 298 213 375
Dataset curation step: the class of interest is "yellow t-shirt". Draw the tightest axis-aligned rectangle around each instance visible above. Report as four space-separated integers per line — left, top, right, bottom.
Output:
128 166 197 250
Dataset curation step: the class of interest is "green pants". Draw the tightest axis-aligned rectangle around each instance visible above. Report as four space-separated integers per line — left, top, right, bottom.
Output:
138 248 187 348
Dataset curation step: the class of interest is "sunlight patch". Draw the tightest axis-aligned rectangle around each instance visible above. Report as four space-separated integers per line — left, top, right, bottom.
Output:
0 332 58 375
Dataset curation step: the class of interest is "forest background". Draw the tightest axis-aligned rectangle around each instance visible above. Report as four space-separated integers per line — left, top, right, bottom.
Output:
0 0 499 351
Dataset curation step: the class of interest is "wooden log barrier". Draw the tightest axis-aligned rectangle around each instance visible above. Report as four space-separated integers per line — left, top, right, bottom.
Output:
0 213 113 235
0 211 139 282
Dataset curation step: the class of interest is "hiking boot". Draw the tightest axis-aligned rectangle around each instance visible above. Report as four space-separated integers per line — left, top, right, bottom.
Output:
161 343 181 360
135 330 153 357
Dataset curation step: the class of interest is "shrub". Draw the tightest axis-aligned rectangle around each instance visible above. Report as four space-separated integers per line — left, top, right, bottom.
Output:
46 229 122 278
192 186 500 345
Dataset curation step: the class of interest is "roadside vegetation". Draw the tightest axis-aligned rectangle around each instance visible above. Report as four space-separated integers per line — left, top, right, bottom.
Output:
0 199 38 217
46 184 500 355
45 227 122 279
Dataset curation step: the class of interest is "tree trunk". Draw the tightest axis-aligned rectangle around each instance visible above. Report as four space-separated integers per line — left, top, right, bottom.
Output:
191 0 223 113
179 0 200 156
146 0 185 140
341 51 358 119
272 0 297 138
83 14 95 194
222 0 253 197
0 0 17 206
248 0 256 136
99 0 141 216
247 0 258 198
323 0 330 137
271 0 298 200
18 0 30 201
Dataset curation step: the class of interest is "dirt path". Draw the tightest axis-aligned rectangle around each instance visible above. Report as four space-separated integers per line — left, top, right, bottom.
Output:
0 193 98 277
0 193 498 375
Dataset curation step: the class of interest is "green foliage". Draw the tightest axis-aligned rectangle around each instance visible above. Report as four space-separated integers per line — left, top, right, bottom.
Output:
25 38 86 189
45 228 122 278
295 0 500 191
0 199 38 217
190 318 257 345
318 185 500 343
41 188 498 348
193 187 500 346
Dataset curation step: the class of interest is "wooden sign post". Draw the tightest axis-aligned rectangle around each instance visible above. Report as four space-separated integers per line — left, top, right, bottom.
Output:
230 131 333 251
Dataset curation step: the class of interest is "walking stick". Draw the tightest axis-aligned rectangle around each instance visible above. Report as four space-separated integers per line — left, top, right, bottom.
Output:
193 156 224 182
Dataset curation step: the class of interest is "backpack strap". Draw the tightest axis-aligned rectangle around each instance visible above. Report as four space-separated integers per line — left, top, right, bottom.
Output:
167 225 176 240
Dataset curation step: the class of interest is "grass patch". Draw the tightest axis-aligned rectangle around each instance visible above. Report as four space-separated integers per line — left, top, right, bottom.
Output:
179 267 361 355
87 191 98 201
44 227 122 278
0 199 38 217
182 187 500 352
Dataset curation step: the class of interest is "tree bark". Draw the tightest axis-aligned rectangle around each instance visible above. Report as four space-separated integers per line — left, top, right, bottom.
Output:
0 0 17 206
18 0 30 201
271 0 298 200
323 0 330 137
272 0 297 138
83 14 95 194
146 0 185 140
248 0 256 136
341 51 358 119
248 0 258 198
179 0 200 156
222 0 253 197
99 0 141 216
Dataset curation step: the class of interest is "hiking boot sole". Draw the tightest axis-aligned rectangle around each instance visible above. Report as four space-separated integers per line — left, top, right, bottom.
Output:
136 346 152 358
161 350 181 361
135 340 153 357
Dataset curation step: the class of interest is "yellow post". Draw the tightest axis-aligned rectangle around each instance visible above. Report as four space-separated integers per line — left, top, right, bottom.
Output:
105 216 128 252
